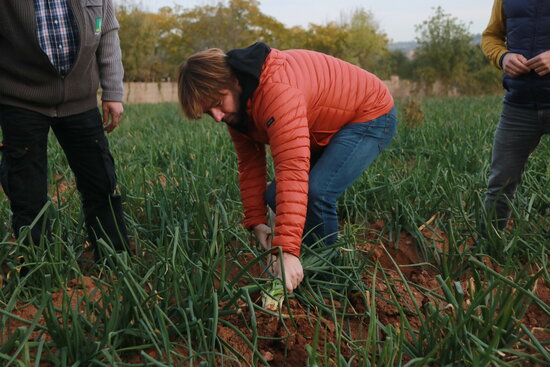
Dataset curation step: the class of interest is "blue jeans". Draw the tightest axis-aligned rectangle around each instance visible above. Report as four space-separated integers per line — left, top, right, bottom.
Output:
265 107 397 246
484 103 550 230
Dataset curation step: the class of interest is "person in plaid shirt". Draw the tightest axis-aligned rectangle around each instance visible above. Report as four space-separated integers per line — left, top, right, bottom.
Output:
0 0 129 262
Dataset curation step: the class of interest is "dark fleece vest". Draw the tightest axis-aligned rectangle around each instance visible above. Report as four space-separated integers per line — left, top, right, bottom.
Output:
503 0 550 108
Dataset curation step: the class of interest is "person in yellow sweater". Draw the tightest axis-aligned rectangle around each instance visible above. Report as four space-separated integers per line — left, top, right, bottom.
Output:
480 0 550 235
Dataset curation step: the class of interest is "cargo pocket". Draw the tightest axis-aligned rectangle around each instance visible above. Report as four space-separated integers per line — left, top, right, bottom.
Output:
95 137 117 194
0 144 30 198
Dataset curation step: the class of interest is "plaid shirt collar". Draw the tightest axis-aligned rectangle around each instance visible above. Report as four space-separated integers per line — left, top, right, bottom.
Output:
34 0 79 75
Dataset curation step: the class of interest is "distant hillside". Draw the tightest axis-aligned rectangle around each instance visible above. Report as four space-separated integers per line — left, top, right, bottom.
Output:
388 41 417 59
388 41 417 53
388 33 482 56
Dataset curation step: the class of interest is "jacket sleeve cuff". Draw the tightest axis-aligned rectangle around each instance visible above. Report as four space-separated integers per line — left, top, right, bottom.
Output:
244 219 267 232
272 238 301 258
498 52 509 69
284 247 301 258
101 90 124 102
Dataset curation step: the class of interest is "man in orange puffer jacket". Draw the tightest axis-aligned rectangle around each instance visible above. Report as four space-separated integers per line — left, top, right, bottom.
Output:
178 42 397 292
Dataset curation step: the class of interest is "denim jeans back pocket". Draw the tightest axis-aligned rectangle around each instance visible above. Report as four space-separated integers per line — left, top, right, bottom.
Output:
366 108 397 153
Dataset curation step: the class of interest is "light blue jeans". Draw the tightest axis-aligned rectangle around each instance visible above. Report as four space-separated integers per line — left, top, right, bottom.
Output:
484 103 550 230
265 107 397 246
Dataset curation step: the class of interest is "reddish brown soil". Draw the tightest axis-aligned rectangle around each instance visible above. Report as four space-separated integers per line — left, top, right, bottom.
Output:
1 222 548 366
51 173 76 203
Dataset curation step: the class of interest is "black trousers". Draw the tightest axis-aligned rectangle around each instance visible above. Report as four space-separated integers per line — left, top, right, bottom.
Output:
0 105 129 256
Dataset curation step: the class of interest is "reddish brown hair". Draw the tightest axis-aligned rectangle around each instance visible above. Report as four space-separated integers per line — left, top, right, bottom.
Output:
178 48 235 119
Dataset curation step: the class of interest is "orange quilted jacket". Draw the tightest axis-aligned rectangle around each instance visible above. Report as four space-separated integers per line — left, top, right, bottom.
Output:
228 48 393 257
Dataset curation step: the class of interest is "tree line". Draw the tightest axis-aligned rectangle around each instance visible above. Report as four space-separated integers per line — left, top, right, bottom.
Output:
117 0 501 95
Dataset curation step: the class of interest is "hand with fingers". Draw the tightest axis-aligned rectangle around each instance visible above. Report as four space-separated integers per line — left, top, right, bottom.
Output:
252 224 272 251
525 50 550 76
502 53 530 78
271 252 304 293
102 101 124 133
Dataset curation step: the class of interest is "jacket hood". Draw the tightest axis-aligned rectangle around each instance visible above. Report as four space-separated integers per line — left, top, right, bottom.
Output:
225 42 271 133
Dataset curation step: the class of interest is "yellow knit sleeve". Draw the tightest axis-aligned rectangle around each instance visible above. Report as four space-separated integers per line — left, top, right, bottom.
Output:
481 0 507 69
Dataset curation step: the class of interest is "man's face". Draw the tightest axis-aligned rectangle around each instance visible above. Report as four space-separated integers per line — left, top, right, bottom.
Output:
205 85 241 124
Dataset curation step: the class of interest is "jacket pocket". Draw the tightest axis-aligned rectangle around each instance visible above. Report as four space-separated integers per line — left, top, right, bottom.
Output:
83 0 103 45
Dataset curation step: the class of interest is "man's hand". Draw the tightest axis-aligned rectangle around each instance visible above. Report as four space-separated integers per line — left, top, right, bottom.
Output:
271 252 304 293
502 53 530 78
252 224 272 251
102 101 124 133
526 50 550 76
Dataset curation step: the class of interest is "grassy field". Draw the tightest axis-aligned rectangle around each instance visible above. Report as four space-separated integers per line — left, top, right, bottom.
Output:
0 96 548 366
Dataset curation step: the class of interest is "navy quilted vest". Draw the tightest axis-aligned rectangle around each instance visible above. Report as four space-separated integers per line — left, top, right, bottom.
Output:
503 0 550 108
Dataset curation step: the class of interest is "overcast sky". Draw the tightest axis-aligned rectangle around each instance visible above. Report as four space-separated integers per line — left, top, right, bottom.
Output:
123 0 494 43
